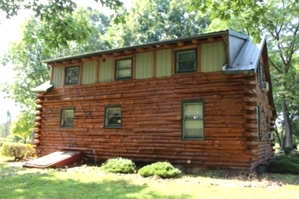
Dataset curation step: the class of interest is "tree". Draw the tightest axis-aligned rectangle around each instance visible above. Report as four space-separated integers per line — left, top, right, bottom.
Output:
188 0 299 150
103 0 210 47
9 112 34 143
4 110 11 137
0 0 123 48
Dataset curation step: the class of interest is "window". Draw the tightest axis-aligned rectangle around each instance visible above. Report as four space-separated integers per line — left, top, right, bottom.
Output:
115 58 132 79
257 61 265 86
256 105 261 141
105 106 122 128
65 66 79 85
60 108 74 127
175 49 197 73
182 100 204 140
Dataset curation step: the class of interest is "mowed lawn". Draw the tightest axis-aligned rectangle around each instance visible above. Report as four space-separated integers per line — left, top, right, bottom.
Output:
0 158 298 199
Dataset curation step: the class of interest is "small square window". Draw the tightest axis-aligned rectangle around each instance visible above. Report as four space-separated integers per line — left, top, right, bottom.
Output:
60 108 74 127
115 58 132 79
65 66 79 85
175 49 197 73
182 100 204 140
105 106 122 128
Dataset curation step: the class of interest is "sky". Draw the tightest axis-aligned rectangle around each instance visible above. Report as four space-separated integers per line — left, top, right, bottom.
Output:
0 0 132 123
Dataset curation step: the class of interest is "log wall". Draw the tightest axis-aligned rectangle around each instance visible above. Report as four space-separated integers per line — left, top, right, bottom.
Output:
34 71 274 169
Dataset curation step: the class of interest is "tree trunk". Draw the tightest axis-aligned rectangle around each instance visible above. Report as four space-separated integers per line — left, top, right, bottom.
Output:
281 97 293 149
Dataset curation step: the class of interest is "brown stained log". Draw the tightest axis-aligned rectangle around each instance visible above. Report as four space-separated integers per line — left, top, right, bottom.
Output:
191 39 199 44
113 52 120 56
63 60 71 64
177 41 185 47
136 48 144 52
72 59 80 64
35 71 273 169
125 50 133 54
207 37 214 42
81 58 91 62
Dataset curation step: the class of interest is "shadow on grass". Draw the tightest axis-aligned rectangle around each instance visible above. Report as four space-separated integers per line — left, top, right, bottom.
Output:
0 164 192 199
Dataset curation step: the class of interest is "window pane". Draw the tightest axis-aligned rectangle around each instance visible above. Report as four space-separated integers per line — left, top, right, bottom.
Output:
177 51 195 61
184 103 202 119
66 66 79 84
117 59 132 69
61 109 74 127
178 62 195 71
106 107 122 127
117 69 132 79
184 120 203 137
176 50 196 72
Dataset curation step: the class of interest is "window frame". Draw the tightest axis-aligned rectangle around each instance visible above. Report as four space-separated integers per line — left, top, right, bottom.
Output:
65 65 80 85
256 105 261 141
60 108 75 128
115 58 132 80
181 99 205 140
175 48 197 73
104 106 122 128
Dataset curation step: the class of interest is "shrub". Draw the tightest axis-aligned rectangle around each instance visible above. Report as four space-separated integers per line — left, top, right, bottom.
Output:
138 162 181 178
1 143 36 161
267 155 299 174
101 157 136 174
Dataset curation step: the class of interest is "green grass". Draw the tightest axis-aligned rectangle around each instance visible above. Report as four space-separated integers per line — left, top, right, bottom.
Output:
0 156 299 199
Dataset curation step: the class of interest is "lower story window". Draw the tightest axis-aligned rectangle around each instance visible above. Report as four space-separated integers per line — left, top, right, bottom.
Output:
182 100 204 140
60 108 74 127
105 106 122 128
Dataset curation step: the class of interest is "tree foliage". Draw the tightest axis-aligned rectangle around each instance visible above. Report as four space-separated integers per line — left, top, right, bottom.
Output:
189 0 299 148
9 112 34 142
0 0 123 48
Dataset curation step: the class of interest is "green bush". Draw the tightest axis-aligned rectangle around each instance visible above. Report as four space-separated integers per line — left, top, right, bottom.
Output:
138 162 181 178
1 143 36 161
267 155 299 174
101 157 136 174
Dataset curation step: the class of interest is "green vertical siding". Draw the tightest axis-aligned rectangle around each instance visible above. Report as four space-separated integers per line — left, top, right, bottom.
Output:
201 42 225 72
82 61 96 85
156 49 171 77
99 58 113 82
52 66 64 88
136 52 153 79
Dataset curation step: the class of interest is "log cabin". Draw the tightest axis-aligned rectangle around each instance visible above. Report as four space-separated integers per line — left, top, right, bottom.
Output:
32 30 276 171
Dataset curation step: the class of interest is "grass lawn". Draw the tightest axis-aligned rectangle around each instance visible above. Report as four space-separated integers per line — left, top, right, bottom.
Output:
0 156 299 199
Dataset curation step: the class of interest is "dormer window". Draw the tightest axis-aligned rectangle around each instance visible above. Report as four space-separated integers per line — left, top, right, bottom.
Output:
175 49 197 73
115 58 132 80
65 66 79 85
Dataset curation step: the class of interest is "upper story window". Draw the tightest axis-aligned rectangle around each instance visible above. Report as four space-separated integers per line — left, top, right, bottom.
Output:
175 49 197 73
105 106 122 128
182 100 204 140
60 108 74 128
65 66 79 85
115 58 132 80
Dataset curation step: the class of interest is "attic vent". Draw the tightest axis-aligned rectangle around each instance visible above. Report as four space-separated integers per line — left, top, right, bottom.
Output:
261 82 269 92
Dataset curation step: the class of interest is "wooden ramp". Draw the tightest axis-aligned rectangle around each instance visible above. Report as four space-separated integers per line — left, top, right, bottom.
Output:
23 150 82 168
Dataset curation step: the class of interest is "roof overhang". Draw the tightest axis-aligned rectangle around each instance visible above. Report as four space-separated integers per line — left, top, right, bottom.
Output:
44 29 248 64
32 81 53 93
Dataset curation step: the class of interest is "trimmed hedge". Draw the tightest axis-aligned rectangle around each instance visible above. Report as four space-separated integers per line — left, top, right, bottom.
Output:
101 157 136 174
267 155 299 174
138 162 181 178
1 143 36 161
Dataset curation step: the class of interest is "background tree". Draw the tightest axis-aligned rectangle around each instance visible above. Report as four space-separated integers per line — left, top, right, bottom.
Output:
0 0 123 48
9 112 34 143
104 0 210 47
188 0 299 150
